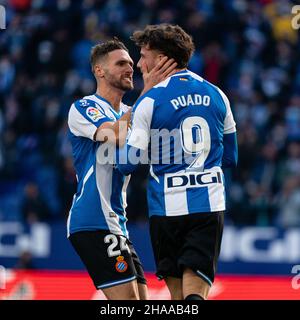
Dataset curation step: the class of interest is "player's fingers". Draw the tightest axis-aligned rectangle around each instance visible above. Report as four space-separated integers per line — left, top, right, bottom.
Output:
162 61 178 78
152 56 169 72
154 57 175 74
157 58 176 73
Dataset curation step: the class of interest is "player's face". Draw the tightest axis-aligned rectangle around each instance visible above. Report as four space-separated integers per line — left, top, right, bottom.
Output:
137 45 162 74
102 49 134 91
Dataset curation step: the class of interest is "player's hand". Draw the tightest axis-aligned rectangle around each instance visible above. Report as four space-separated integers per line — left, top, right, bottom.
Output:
142 57 177 94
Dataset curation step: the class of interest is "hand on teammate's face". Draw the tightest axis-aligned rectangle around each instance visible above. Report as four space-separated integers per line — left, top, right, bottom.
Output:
142 56 178 93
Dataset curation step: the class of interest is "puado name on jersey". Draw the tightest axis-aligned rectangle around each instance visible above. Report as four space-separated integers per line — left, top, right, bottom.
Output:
170 94 211 110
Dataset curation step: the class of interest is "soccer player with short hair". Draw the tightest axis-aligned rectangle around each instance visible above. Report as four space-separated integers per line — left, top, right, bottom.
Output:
117 24 238 300
67 38 176 300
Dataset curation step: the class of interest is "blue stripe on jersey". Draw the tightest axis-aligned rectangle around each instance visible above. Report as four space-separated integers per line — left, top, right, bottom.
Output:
69 173 109 234
204 137 223 169
147 177 166 216
110 169 127 235
110 169 125 213
68 131 99 181
186 187 211 213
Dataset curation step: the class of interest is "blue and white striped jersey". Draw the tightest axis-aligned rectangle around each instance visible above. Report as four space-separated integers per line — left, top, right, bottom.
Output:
67 94 131 237
122 69 237 217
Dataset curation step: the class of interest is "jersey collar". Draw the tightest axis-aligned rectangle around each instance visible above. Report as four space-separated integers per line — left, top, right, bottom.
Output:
94 93 123 118
170 69 190 78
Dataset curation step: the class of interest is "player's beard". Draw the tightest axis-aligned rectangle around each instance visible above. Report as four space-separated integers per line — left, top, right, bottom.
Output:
105 71 133 91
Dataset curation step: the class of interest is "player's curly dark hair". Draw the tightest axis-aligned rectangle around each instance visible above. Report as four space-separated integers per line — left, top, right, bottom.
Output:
131 24 195 69
90 37 128 73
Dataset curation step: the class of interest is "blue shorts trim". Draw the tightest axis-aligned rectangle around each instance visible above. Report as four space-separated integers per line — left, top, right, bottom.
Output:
196 270 213 286
97 275 137 289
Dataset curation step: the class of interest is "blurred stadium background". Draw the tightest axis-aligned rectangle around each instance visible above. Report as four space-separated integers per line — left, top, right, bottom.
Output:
0 0 300 299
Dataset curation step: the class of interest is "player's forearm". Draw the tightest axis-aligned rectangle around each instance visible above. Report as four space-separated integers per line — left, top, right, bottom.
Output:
113 110 132 146
116 144 142 175
94 110 132 146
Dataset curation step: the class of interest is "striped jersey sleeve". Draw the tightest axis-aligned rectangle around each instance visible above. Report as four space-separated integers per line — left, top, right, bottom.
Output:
127 97 155 150
68 98 113 141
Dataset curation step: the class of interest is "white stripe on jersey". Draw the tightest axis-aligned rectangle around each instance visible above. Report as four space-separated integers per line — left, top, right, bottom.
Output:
67 194 76 238
207 183 226 212
176 70 204 82
121 175 131 209
153 77 172 88
207 167 226 211
164 188 189 216
149 164 159 183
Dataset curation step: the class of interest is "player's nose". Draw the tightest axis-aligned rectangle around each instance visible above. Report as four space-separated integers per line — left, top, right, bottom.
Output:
126 63 133 74
137 58 142 70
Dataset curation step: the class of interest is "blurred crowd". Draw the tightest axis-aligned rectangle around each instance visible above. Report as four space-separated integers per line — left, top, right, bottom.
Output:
0 0 300 229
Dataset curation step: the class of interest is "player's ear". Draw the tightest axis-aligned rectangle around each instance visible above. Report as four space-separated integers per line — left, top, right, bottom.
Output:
94 64 105 78
157 53 168 61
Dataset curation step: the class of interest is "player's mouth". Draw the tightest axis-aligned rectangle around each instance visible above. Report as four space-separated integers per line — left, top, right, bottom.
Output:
122 75 133 83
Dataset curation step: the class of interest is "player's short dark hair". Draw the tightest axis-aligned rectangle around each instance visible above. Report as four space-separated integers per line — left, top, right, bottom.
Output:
131 24 195 69
90 38 128 73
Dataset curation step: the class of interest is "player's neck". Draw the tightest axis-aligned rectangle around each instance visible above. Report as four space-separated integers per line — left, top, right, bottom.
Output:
96 86 123 112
